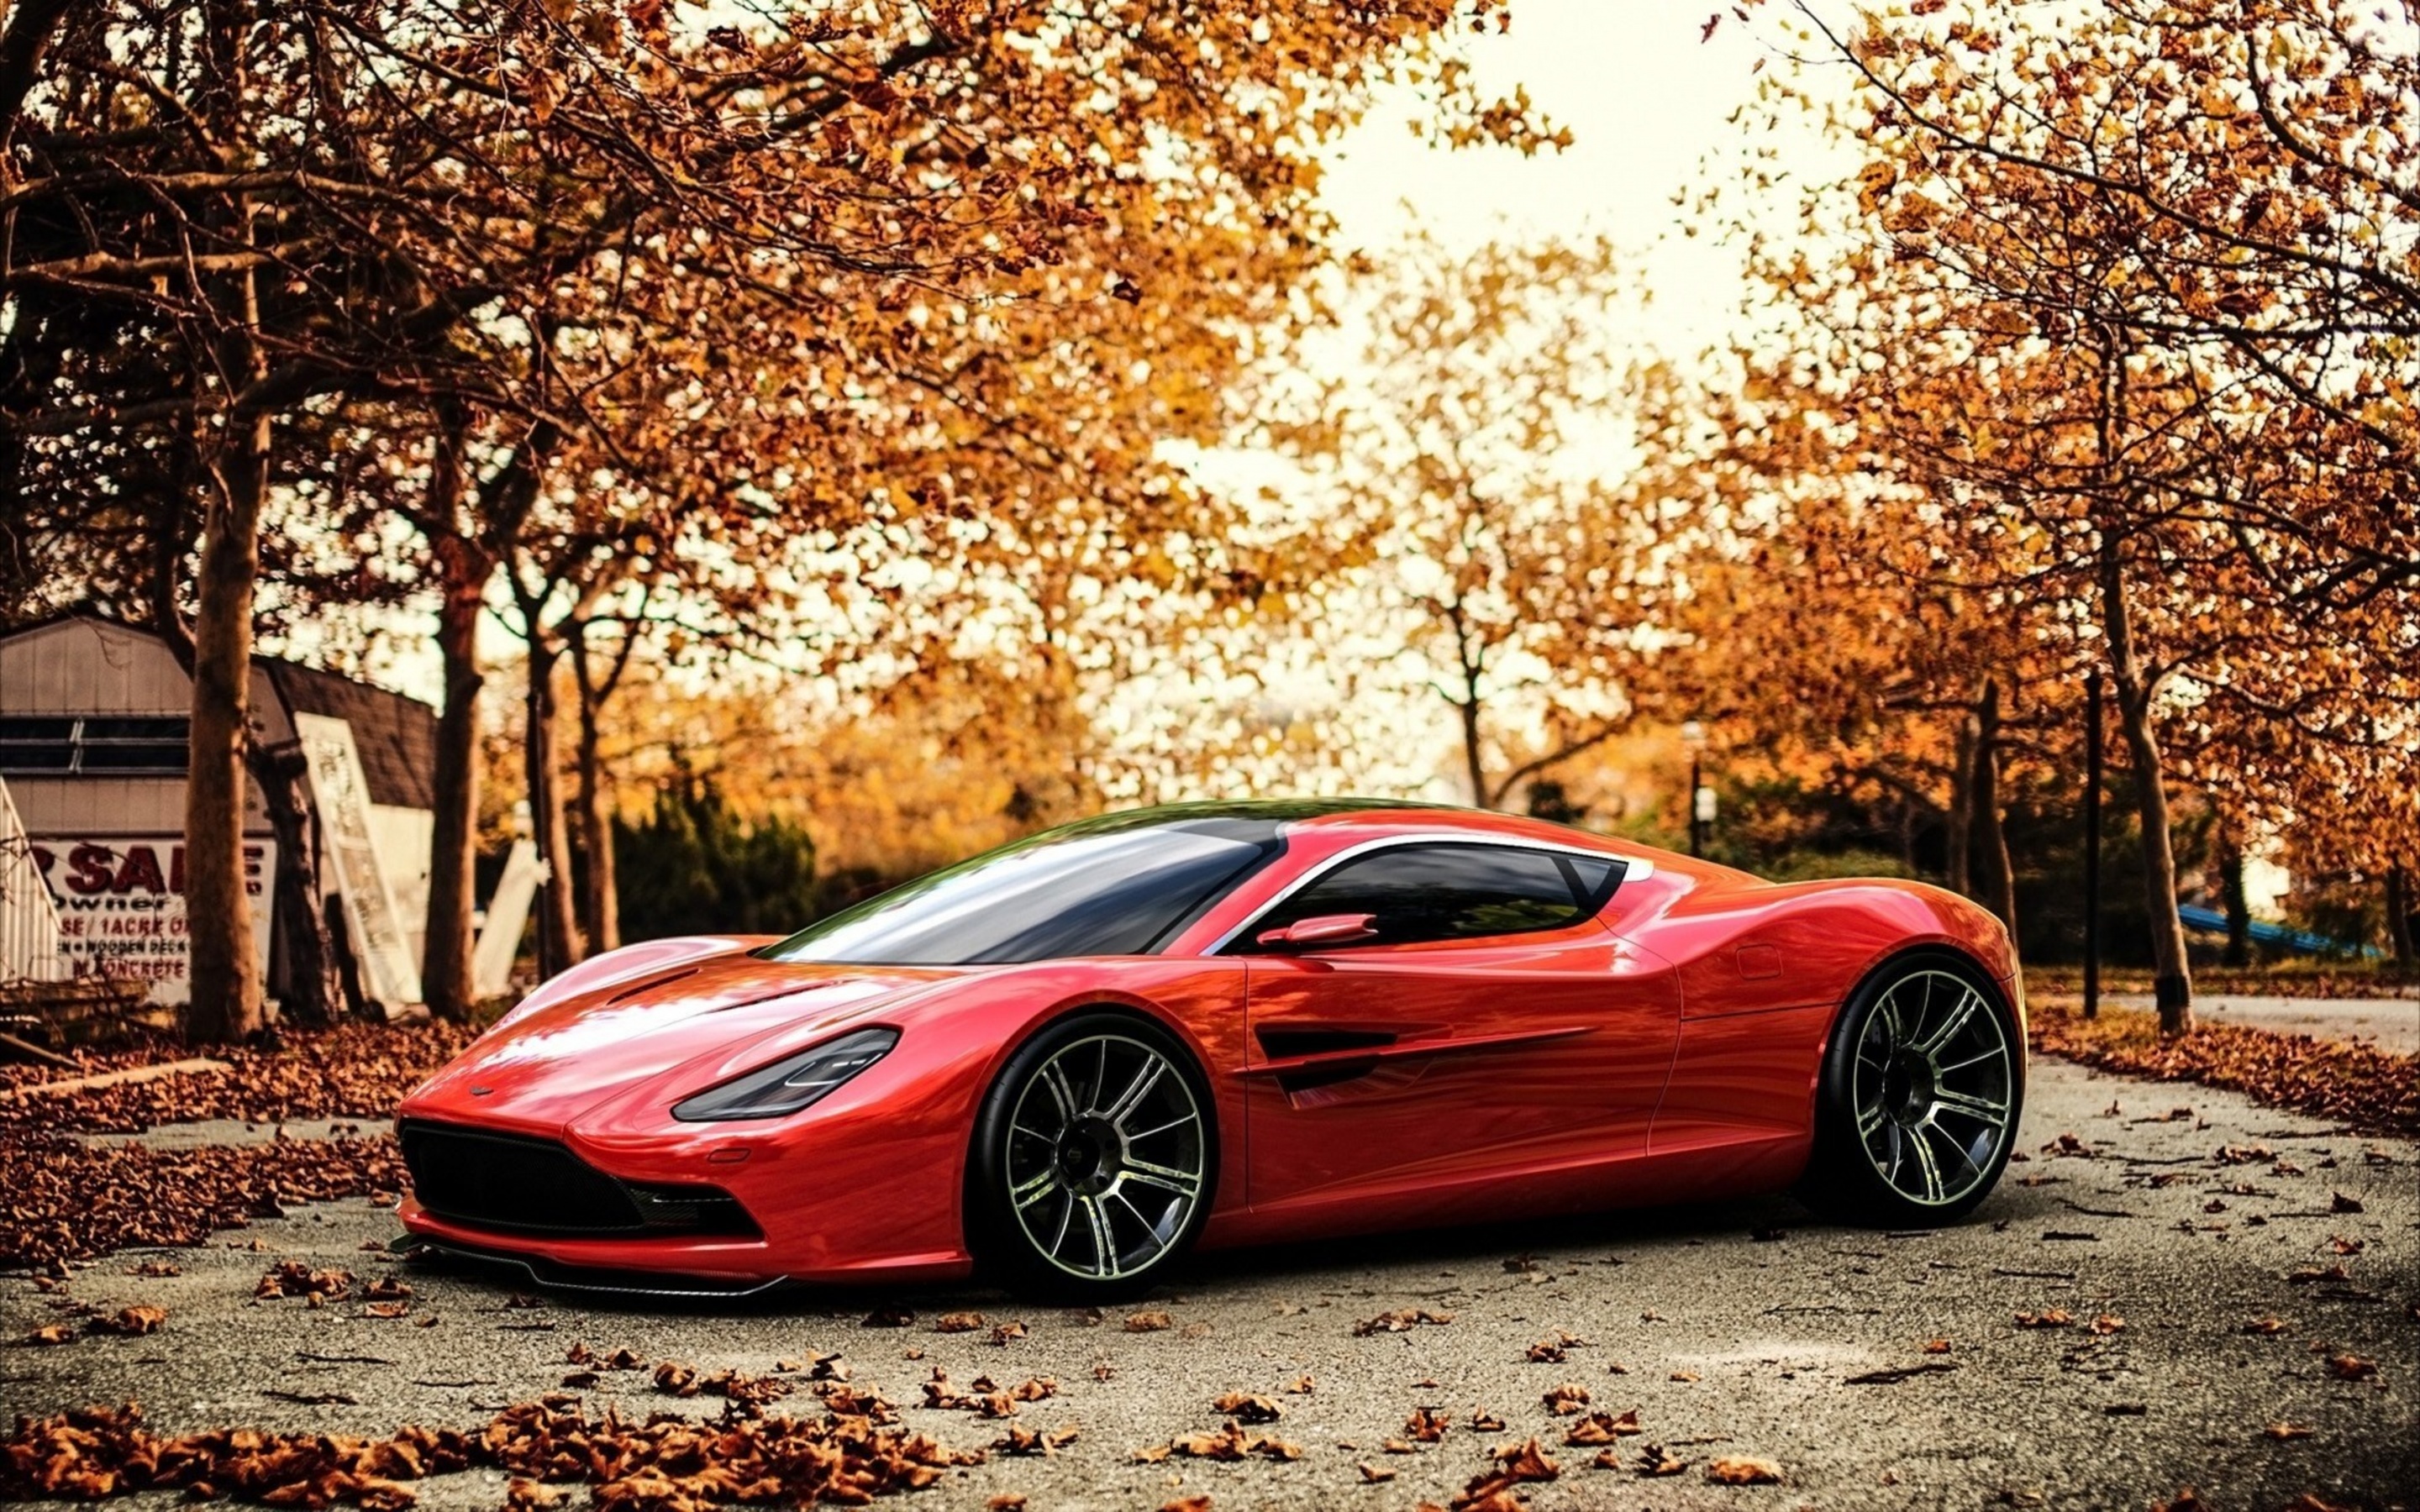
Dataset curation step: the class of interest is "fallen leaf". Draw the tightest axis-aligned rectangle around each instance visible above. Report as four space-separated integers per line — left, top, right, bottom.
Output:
1403 1405 1449 1442
1213 1392 1281 1425
1564 1410 1642 1446
1707 1456 1784 1485
90 1305 166 1336
1353 1307 1452 1336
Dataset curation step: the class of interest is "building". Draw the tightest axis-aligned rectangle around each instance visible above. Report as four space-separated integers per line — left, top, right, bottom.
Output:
0 613 437 1008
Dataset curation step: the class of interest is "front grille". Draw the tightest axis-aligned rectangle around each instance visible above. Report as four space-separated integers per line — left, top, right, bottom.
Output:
400 1121 757 1238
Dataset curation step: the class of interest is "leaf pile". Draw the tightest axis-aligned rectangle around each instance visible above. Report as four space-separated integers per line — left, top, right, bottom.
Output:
2 1134 406 1272
0 1024 477 1137
2029 999 2419 1138
3 1399 976 1510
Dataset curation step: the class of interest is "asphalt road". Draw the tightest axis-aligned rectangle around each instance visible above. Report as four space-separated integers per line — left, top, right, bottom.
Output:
6 1054 2414 1512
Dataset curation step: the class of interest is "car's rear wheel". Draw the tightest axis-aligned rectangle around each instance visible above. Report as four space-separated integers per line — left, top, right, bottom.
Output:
966 1011 1215 1299
1800 952 2023 1226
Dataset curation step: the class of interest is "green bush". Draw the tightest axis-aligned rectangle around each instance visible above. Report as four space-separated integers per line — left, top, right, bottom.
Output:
614 783 822 942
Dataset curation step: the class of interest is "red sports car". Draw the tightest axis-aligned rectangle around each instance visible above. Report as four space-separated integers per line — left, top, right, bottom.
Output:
395 801 2024 1298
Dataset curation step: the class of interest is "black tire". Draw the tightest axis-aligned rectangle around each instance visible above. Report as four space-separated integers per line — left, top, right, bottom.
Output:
965 1011 1218 1300
1798 950 2024 1226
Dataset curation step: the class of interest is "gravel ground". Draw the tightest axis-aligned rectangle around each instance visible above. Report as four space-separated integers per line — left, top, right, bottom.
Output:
5 1053 2414 1512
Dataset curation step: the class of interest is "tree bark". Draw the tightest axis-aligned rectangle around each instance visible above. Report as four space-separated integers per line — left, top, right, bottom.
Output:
1946 703 1976 896
182 0 269 1044
523 640 581 979
183 402 268 1043
2387 865 2414 970
566 622 621 956
2097 539 2194 1034
418 418 485 1021
250 742 339 1026
2217 830 2250 969
1969 676 2018 944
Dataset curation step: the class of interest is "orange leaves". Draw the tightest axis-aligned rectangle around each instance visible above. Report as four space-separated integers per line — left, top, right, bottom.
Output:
1706 1456 1786 1485
87 1305 166 1337
2029 998 2420 1140
1562 1410 1642 1446
1354 1306 1454 1336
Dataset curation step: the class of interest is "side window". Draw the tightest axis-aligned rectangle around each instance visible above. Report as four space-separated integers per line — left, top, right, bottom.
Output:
1244 843 1622 950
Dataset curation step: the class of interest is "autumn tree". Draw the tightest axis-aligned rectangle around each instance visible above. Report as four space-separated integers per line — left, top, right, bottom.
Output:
1255 232 1691 809
5 0 1563 1035
1708 0 2420 1028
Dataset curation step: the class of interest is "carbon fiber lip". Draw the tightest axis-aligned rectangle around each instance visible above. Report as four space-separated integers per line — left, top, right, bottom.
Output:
392 1232 791 1300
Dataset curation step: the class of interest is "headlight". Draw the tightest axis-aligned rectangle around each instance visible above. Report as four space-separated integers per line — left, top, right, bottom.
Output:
671 1028 899 1122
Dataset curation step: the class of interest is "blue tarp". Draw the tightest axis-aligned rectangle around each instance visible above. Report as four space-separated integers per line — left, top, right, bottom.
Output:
2175 903 2380 959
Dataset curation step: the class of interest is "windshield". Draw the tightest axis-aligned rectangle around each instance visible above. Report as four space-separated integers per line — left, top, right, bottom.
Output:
760 816 1287 965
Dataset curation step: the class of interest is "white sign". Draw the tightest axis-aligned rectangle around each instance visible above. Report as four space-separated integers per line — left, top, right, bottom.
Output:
29 837 275 1005
473 837 541 999
293 712 423 1011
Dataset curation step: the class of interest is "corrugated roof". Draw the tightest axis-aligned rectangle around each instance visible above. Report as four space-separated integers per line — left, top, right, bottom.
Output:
260 659 439 811
0 612 441 813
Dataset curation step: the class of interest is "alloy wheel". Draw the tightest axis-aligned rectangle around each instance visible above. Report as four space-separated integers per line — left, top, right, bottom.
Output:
1850 968 2015 1207
1003 1032 1207 1281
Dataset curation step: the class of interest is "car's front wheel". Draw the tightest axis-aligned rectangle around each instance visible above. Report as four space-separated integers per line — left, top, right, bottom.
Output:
966 1011 1216 1299
1800 952 2023 1226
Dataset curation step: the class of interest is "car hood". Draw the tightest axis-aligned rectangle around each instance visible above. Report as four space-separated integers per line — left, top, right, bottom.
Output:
403 950 965 1132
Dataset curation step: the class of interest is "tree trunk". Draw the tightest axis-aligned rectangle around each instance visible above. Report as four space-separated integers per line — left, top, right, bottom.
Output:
1946 704 1975 897
571 669 620 956
183 0 268 1045
2217 831 2250 969
250 742 339 1027
183 406 268 1044
523 640 581 979
1969 677 2018 945
2097 541 2193 1034
2387 865 2414 970
419 418 485 1021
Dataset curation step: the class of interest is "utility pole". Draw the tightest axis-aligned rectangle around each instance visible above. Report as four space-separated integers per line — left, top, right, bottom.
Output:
1681 720 1708 858
2084 669 2102 1021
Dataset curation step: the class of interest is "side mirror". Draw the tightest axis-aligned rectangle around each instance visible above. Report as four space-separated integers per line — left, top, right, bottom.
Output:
1255 913 1380 950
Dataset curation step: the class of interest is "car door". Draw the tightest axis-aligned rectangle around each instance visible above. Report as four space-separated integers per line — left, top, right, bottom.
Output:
1233 840 1681 1225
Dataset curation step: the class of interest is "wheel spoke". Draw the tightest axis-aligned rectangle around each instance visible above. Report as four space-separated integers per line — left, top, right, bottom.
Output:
1937 1045 2005 1075
1120 1158 1202 1199
1081 1195 1119 1278
1110 1189 1169 1252
1917 989 1983 1056
1874 988 1905 1049
1102 1057 1165 1128
1039 1063 1081 1123
1047 1189 1076 1260
1011 1169 1059 1210
1931 1086 2009 1127
1124 1110 1199 1142
1905 1122 1947 1202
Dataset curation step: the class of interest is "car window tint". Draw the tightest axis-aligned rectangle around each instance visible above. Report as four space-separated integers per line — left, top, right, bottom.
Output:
1244 843 1602 949
762 826 1276 965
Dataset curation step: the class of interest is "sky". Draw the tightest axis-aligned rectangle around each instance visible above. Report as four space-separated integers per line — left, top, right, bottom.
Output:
1318 0 1785 349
